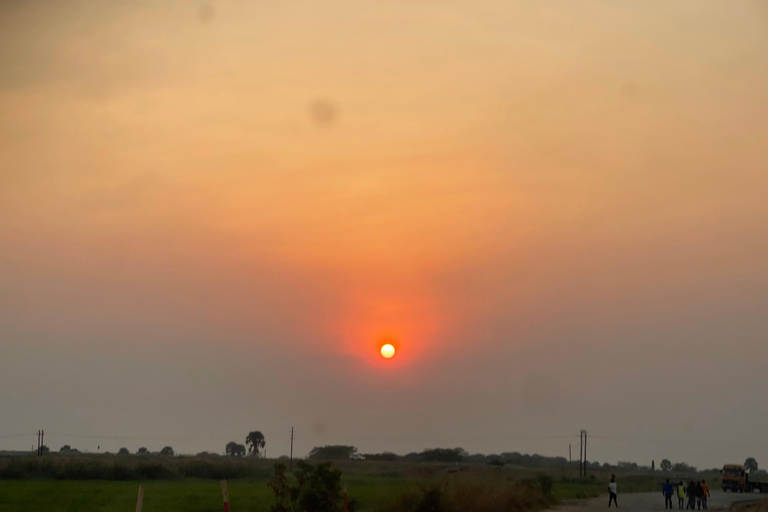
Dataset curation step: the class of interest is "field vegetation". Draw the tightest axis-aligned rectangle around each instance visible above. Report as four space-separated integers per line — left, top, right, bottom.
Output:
0 451 719 512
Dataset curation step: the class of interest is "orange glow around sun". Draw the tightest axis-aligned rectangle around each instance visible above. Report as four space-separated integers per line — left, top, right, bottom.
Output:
380 343 396 359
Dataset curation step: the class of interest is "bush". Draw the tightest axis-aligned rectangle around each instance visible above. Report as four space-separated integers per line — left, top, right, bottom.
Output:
268 461 343 512
378 479 553 512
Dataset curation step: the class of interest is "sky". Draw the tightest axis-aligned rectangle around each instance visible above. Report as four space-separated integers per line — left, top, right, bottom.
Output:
1 0 767 470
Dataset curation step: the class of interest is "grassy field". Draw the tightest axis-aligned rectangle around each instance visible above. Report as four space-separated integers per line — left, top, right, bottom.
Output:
0 457 706 512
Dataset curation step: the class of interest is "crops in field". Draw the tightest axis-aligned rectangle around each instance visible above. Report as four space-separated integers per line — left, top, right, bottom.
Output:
0 454 700 512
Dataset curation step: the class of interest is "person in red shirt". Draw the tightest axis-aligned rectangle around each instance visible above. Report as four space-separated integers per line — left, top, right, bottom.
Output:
700 480 710 510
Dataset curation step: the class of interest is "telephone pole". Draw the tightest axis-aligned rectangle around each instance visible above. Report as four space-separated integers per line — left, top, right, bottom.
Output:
579 430 588 477
290 427 294 471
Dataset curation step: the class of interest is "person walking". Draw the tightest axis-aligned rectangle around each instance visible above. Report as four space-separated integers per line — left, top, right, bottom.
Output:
700 480 710 510
677 481 686 510
608 475 618 508
686 480 697 510
663 479 674 510
696 481 704 510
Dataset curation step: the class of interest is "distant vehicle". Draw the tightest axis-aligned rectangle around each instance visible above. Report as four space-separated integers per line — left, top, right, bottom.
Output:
349 453 365 460
721 464 768 492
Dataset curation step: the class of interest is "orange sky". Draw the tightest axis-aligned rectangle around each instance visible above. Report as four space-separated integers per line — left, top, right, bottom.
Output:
2 1 768 467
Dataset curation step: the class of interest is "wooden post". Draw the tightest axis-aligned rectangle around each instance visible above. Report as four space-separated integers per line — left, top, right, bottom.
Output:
135 485 144 512
221 480 230 512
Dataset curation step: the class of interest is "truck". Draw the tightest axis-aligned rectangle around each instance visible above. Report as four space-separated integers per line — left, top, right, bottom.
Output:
721 464 768 492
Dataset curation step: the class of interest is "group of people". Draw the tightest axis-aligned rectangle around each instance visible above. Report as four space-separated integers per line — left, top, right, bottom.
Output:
609 476 711 510
663 479 710 510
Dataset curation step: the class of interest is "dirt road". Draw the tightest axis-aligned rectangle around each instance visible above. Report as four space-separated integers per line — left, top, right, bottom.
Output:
557 491 764 512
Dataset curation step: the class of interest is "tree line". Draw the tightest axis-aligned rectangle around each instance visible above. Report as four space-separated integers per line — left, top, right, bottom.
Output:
36 434 765 475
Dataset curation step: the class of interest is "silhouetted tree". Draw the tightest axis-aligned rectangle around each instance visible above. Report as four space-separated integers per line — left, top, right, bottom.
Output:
308 445 357 460
745 458 759 473
226 441 247 457
420 448 466 462
40 445 50 454
160 446 174 456
246 431 266 458
672 462 696 473
137 447 149 455
661 459 672 471
60 445 71 453
118 447 130 456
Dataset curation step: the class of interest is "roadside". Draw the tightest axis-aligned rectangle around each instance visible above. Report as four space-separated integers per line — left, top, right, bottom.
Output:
732 497 768 512
556 491 764 512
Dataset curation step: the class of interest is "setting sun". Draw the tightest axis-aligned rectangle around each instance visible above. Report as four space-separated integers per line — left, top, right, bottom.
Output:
380 344 396 359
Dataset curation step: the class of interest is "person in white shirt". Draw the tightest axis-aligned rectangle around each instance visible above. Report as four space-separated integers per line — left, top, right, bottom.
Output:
608 475 618 508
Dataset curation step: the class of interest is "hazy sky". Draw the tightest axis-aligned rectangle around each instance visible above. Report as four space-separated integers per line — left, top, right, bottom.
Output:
2 1 767 469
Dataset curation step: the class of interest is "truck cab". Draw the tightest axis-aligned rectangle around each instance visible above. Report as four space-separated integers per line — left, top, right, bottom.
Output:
721 464 747 492
722 465 768 493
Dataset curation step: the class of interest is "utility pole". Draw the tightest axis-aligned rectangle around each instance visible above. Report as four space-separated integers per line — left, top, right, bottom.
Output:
569 444 572 463
37 430 41 456
579 430 588 477
41 430 44 455
290 427 294 471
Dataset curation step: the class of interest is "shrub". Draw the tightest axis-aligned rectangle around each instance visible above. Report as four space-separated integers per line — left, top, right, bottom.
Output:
268 461 343 512
377 479 553 512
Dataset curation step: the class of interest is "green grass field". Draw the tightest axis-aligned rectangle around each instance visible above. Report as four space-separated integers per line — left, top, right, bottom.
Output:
0 458 700 512
0 477 409 512
0 476 604 512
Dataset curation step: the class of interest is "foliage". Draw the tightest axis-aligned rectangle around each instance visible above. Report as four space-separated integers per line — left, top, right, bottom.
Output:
500 452 568 467
378 478 554 512
294 461 343 512
117 448 129 456
267 463 295 512
420 448 467 463
0 454 272 481
521 474 554 499
137 447 149 455
267 461 342 512
226 441 247 457
362 452 399 462
660 459 672 471
308 446 357 460
745 458 759 473
160 446 175 457
672 462 697 473
246 431 266 458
